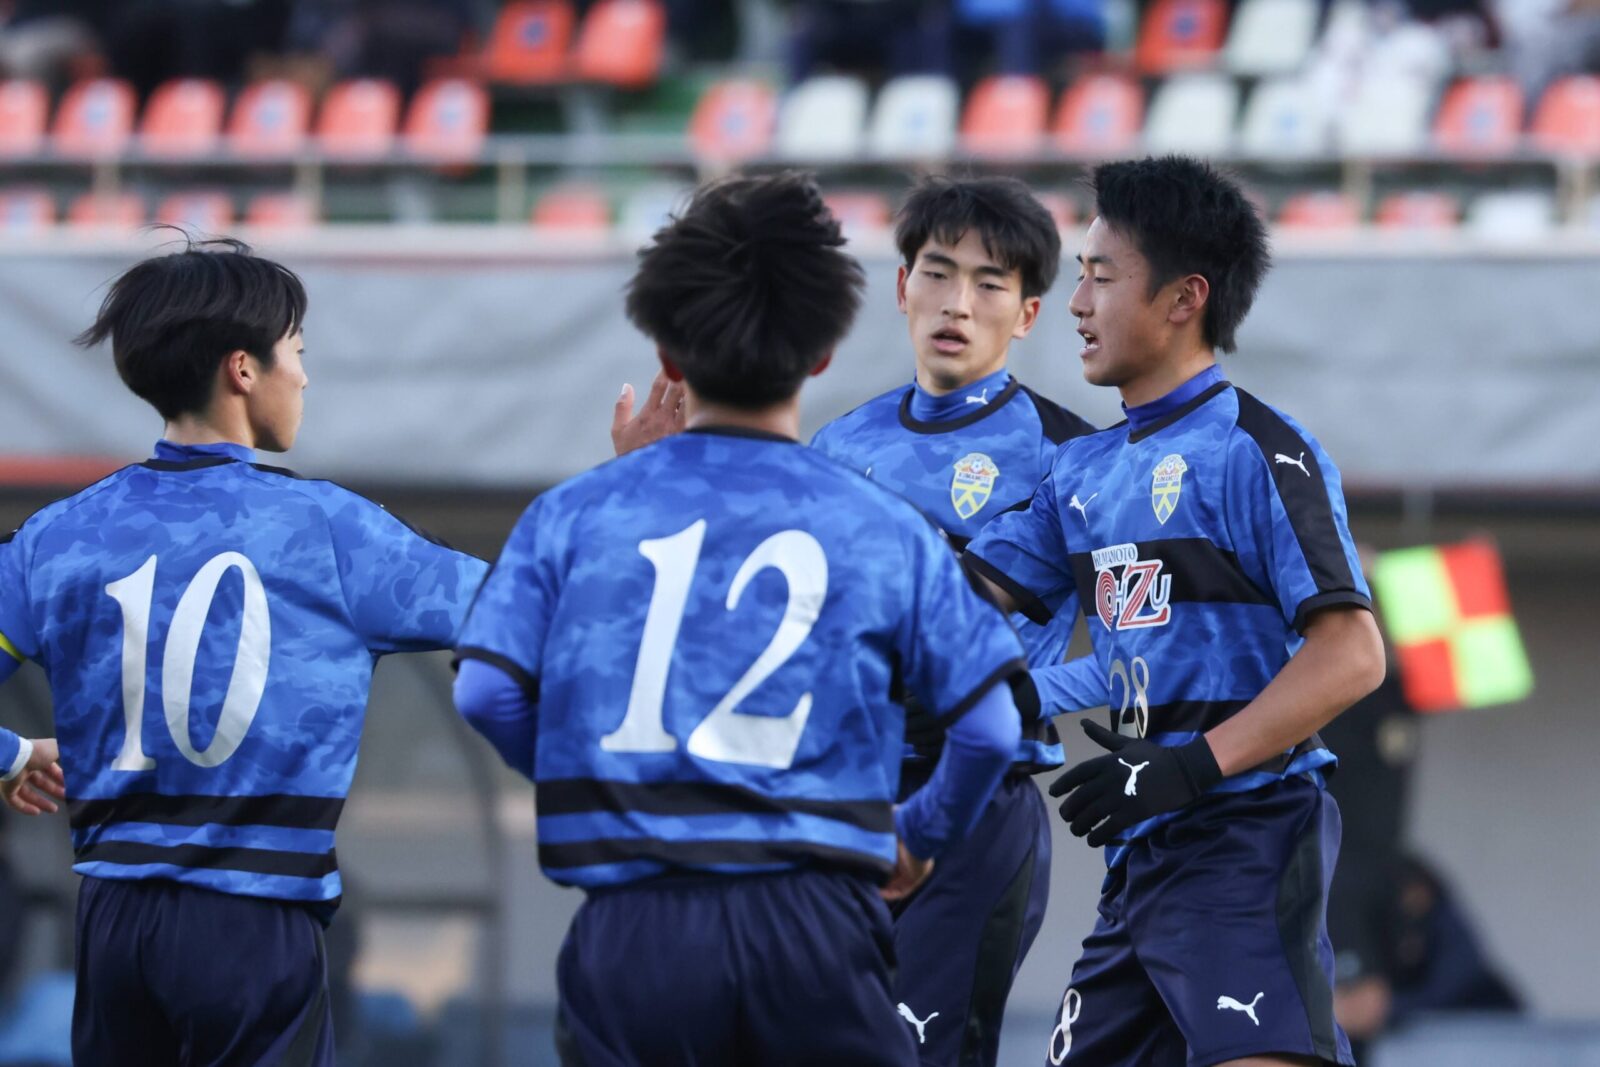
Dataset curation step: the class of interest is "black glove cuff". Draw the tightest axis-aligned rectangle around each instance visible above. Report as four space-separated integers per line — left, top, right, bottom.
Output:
1174 737 1223 796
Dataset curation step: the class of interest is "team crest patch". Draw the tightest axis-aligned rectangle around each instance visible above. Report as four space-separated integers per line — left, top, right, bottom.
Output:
1151 454 1187 525
951 453 1000 520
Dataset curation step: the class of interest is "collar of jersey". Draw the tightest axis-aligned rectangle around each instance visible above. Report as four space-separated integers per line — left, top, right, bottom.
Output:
907 367 1012 423
1124 365 1230 443
148 439 258 468
682 425 799 444
897 376 1022 434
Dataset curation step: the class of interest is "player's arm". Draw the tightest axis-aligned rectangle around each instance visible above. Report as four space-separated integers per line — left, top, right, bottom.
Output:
1030 653 1108 716
452 658 536 779
0 535 67 815
962 469 1077 622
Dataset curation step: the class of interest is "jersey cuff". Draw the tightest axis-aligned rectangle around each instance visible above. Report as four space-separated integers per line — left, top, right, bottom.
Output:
961 553 1053 626
3 737 33 781
934 658 1029 726
453 646 540 701
1291 591 1373 635
0 629 22 663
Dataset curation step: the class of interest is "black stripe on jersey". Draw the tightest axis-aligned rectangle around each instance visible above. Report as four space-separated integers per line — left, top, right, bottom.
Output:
1232 390 1370 632
1066 538 1276 610
1126 381 1231 444
537 778 894 834
1134 699 1250 734
938 657 1030 725
962 554 1053 626
897 378 1023 434
453 646 540 699
67 792 345 832
538 836 893 880
1018 384 1097 445
75 840 338 879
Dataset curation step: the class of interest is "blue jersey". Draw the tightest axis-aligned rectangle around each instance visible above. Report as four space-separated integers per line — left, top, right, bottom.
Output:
966 368 1371 867
455 427 1027 890
0 440 488 907
811 373 1096 768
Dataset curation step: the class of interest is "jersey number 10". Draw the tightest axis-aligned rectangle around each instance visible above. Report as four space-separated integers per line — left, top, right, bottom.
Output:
105 553 271 771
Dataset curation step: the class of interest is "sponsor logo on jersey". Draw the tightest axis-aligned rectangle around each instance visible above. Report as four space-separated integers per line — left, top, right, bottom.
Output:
1091 542 1172 631
1151 453 1188 525
950 453 999 520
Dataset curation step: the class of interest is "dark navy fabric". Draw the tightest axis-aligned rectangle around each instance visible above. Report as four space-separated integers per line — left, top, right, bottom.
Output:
890 773 1052 1067
1043 776 1353 1067
74 875 334 1067
555 869 917 1067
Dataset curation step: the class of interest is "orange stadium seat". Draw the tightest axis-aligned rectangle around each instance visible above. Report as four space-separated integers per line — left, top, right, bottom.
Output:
572 0 666 88
52 78 135 158
403 78 488 161
140 78 225 158
532 184 611 232
1434 76 1523 157
156 191 234 232
689 79 777 164
1136 0 1228 74
316 79 401 159
1278 192 1360 230
1376 191 1460 230
1532 75 1600 157
246 193 317 229
823 191 891 239
0 188 54 231
0 80 48 158
961 75 1049 157
67 192 145 229
486 1 575 84
1053 73 1143 157
228 79 312 159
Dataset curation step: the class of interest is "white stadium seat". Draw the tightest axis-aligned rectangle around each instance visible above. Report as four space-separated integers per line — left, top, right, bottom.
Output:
1336 74 1433 157
1468 191 1555 241
776 75 868 162
868 75 958 160
1143 73 1239 157
1239 76 1330 159
1225 0 1319 77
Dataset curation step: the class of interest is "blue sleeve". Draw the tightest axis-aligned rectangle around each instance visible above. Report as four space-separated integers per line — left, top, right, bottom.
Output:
0 529 39 664
894 680 1020 858
1031 654 1107 715
453 658 536 779
455 495 560 694
964 467 1076 626
321 489 491 654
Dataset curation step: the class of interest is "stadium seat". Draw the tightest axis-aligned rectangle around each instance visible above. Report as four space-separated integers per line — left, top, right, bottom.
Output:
1376 191 1460 230
1467 191 1554 239
140 78 225 158
67 192 144 229
1531 75 1600 157
776 75 868 161
403 78 488 161
1277 191 1360 230
572 0 665 89
531 183 610 233
51 77 135 158
0 80 48 158
1434 76 1523 157
960 75 1049 157
1223 0 1317 76
1037 191 1079 231
316 79 401 159
1238 76 1329 159
1053 73 1143 157
0 188 53 231
246 193 317 229
688 78 778 164
156 191 234 232
485 1 575 84
1143 72 1238 156
1336 74 1432 157
1135 0 1228 74
823 191 891 241
228 79 312 159
868 75 958 160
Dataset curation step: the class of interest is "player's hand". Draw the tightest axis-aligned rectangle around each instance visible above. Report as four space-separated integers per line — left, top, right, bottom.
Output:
880 838 933 903
1047 720 1221 847
611 370 686 456
2 738 67 816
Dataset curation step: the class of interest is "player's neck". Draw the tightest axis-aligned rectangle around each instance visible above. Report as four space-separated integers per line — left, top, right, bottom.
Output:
1118 347 1216 409
914 355 1009 397
163 405 257 451
684 394 802 441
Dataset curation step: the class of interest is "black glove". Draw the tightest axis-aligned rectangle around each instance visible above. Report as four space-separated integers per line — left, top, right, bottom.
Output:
1048 719 1222 847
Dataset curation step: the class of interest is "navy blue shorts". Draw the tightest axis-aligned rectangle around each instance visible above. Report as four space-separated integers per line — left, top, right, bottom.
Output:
555 868 917 1066
1045 776 1355 1067
891 771 1051 1067
74 876 334 1067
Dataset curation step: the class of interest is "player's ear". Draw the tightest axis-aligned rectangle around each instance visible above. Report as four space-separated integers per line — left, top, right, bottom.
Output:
1013 294 1043 340
809 352 833 378
222 349 255 396
1167 273 1209 330
656 346 685 383
895 265 910 314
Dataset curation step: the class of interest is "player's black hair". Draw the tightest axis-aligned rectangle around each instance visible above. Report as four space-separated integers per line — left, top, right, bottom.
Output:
625 172 866 408
75 232 307 420
894 175 1062 300
1089 156 1270 354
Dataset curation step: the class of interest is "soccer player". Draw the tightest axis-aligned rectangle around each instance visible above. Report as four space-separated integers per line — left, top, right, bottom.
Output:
0 239 489 1066
807 175 1102 1066
963 156 1386 1067
453 173 1030 1066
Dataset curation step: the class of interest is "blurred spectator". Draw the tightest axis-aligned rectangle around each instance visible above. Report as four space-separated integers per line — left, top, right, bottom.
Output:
785 0 954 83
0 0 106 88
285 0 485 95
100 0 292 96
1498 0 1600 102
954 0 1105 78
